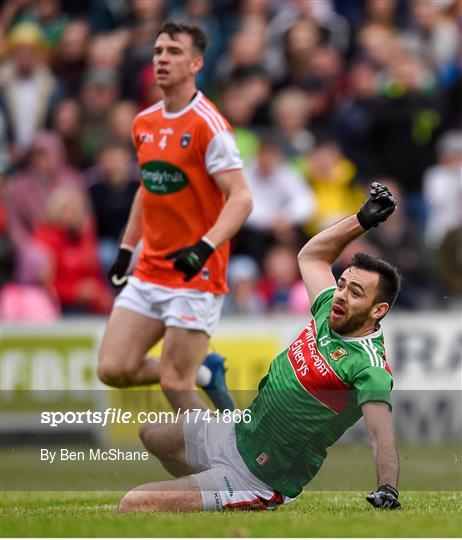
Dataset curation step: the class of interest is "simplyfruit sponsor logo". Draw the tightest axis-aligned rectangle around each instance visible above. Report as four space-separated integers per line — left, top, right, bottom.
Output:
141 161 189 194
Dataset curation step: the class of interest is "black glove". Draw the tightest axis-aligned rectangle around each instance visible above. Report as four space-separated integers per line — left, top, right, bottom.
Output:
366 484 401 510
108 247 133 287
357 182 397 230
166 239 214 282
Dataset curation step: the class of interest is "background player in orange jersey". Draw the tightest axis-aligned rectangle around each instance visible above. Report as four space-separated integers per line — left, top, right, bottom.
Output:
97 21 253 411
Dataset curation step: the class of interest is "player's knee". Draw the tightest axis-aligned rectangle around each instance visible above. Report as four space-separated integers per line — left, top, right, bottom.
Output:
138 421 160 450
118 491 142 513
97 363 127 388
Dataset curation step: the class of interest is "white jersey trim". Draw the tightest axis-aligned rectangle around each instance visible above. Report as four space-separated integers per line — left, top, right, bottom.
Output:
360 340 385 368
193 97 227 135
205 130 243 176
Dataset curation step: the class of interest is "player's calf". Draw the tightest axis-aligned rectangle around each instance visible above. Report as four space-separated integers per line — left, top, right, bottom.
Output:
159 368 206 410
118 478 203 512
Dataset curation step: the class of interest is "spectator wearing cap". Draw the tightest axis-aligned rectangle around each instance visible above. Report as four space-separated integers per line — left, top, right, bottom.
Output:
423 130 462 249
0 22 63 161
17 0 68 47
236 134 316 266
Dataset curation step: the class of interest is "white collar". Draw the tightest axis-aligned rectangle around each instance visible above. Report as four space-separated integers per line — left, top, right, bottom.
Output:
162 90 202 119
332 326 383 342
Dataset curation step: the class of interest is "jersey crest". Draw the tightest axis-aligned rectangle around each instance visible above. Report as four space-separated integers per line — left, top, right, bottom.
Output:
330 347 348 361
180 133 192 147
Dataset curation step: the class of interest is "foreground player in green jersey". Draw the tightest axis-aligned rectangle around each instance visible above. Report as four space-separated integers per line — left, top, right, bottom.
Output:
119 182 402 513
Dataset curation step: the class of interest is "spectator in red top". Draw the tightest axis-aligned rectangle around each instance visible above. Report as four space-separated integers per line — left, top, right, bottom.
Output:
33 185 113 314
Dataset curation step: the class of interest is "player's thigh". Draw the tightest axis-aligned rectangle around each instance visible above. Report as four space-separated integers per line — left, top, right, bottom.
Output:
99 306 165 372
119 476 203 512
160 327 209 382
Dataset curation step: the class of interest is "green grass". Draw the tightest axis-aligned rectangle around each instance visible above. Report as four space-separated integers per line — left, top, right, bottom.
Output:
1 490 460 537
2 445 461 536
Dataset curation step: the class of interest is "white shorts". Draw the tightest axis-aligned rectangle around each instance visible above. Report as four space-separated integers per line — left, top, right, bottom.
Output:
114 277 224 337
183 414 296 511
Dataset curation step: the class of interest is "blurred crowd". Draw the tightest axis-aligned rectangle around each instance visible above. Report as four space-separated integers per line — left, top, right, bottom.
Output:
1 0 461 322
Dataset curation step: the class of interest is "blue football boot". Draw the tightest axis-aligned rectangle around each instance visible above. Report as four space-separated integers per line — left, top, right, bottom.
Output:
202 353 235 411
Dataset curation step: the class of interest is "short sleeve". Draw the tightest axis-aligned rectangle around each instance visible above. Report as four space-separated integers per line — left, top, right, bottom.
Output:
205 130 243 175
310 287 336 318
353 367 393 411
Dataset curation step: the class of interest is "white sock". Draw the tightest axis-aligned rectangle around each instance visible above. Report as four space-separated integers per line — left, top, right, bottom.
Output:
196 365 212 387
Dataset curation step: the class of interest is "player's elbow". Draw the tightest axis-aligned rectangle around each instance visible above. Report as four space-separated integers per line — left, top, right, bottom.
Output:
297 239 316 262
239 189 253 219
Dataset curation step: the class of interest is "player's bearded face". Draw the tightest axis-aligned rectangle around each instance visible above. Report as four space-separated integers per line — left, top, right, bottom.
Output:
328 267 380 335
328 302 373 334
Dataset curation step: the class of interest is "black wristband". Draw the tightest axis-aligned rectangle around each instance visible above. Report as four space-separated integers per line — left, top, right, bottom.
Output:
356 209 372 230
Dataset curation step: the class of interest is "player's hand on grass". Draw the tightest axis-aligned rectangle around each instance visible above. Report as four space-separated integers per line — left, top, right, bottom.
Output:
166 238 214 281
357 181 397 230
366 484 401 510
108 246 133 287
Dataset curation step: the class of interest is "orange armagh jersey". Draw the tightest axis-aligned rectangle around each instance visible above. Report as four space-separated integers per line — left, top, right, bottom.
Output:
131 91 243 294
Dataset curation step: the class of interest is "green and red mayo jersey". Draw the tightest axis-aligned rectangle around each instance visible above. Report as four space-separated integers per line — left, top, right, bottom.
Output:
235 286 393 498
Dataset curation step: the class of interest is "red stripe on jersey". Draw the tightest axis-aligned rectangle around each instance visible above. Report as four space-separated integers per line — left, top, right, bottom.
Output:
287 320 350 414
382 351 393 375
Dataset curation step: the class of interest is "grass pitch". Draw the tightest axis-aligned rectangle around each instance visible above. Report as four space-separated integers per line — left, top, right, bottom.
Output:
2 444 461 537
1 490 460 537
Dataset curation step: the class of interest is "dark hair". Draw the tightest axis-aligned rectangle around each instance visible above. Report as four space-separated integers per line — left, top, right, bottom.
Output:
349 252 401 312
155 21 208 53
